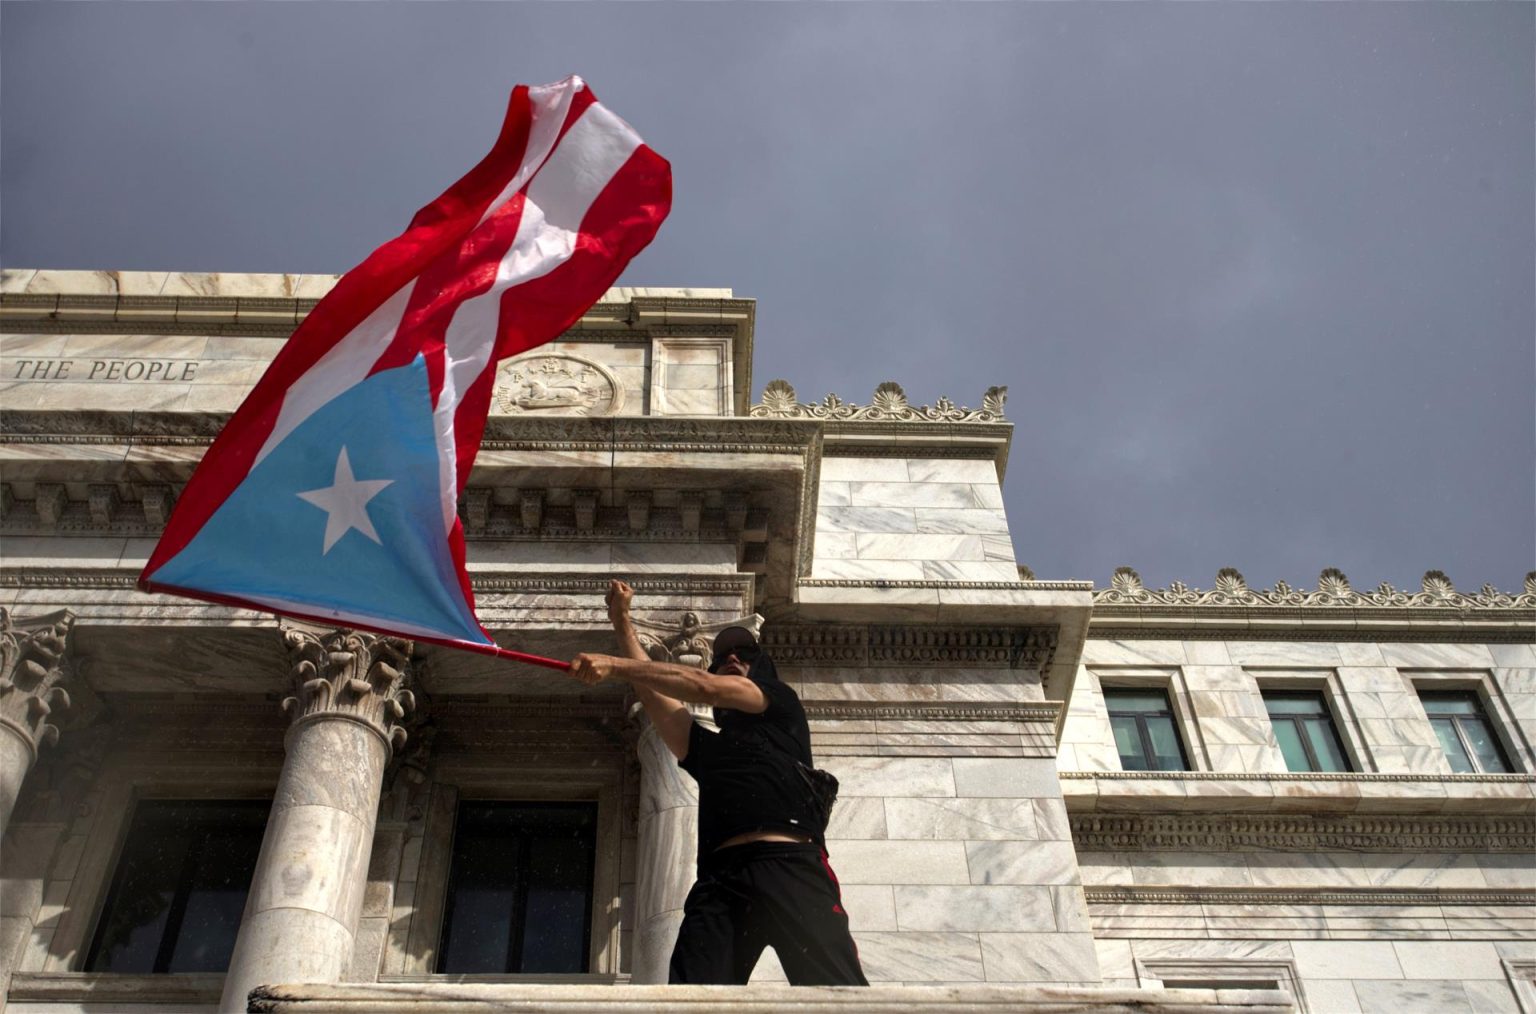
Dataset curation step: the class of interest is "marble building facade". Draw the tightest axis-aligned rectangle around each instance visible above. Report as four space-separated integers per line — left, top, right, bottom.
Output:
0 270 1530 1013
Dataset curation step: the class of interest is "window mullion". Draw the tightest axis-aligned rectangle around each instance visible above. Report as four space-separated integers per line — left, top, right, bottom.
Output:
1136 715 1157 770
1450 715 1481 773
507 830 531 973
1297 716 1321 772
152 823 206 973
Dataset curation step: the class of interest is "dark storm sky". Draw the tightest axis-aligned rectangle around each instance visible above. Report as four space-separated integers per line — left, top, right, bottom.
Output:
3 3 1531 592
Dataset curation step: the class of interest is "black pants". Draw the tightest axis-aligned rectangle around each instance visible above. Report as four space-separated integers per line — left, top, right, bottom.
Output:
668 841 869 986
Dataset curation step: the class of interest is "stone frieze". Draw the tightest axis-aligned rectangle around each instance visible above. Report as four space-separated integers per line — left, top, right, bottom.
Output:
759 622 1058 670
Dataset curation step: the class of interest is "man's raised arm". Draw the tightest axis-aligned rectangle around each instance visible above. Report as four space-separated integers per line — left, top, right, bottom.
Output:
600 579 694 760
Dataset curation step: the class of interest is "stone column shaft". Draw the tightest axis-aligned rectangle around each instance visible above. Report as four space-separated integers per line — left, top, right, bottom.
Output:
630 709 704 985
219 628 412 1014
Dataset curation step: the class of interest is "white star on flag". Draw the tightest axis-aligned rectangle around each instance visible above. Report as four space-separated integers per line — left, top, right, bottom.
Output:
297 447 395 554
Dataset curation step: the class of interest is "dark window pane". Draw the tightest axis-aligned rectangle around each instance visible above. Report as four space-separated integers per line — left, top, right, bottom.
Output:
1144 716 1187 771
1104 689 1171 714
1430 718 1475 773
1420 692 1514 774
1110 715 1148 770
1272 719 1311 773
166 828 266 972
86 801 268 974
438 802 596 974
1302 718 1350 773
1105 689 1187 771
1459 717 1513 774
1420 693 1480 716
1264 693 1326 717
1263 692 1351 773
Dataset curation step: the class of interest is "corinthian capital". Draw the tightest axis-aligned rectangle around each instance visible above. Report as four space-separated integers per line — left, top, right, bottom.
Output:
631 611 763 670
0 609 76 756
279 625 415 755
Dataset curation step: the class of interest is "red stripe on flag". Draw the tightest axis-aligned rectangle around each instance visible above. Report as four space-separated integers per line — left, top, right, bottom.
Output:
373 83 600 401
447 143 673 490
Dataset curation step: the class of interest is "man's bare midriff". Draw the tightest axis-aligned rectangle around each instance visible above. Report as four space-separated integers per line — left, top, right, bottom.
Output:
716 829 815 851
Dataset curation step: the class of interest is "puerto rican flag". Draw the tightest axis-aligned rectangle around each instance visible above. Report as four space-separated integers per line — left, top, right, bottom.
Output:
139 77 671 657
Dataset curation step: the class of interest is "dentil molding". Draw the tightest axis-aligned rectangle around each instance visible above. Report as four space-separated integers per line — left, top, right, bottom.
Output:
1071 812 1535 853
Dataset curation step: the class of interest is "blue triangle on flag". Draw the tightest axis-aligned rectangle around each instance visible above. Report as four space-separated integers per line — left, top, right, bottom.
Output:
151 355 485 644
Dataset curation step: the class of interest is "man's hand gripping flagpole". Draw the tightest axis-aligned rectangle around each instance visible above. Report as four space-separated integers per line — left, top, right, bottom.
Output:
137 77 671 667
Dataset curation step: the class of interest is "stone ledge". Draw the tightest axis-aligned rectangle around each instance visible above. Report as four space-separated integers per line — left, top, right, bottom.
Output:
8 972 224 1004
1060 772 1536 816
248 982 1294 1013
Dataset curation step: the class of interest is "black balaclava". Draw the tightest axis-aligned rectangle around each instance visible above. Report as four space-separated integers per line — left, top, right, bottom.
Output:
712 647 779 730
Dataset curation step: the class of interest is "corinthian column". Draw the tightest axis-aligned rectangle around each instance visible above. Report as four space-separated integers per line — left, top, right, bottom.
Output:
0 609 74 839
219 626 413 1014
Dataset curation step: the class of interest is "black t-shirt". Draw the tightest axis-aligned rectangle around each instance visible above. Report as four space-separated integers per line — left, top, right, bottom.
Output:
677 661 821 859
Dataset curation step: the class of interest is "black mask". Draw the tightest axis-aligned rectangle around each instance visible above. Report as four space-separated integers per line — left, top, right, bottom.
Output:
713 651 779 730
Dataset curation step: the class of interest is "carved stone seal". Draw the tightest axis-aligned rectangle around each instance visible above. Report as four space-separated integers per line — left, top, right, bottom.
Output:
492 353 624 416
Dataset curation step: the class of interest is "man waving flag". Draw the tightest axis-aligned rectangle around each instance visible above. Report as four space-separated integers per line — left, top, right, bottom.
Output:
139 77 671 659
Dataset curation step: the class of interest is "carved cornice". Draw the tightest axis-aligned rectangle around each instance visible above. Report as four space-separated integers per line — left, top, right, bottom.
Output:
1097 566 1536 610
798 578 1093 592
1084 886 1535 908
760 622 1058 671
280 626 414 755
803 700 1061 724
1090 567 1535 639
470 574 756 599
820 444 1001 460
751 380 1007 423
1088 626 1536 644
1071 812 1535 853
0 289 751 339
0 569 757 614
0 411 817 457
0 608 75 757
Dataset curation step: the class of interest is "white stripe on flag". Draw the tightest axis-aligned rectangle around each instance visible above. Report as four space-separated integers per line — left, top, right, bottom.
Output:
252 282 414 467
430 102 645 530
472 79 577 230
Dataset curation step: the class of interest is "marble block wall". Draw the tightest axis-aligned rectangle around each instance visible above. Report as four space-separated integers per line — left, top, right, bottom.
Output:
810 457 1018 583
820 754 1100 986
739 661 1102 988
1093 937 1532 1014
1062 634 1536 1013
